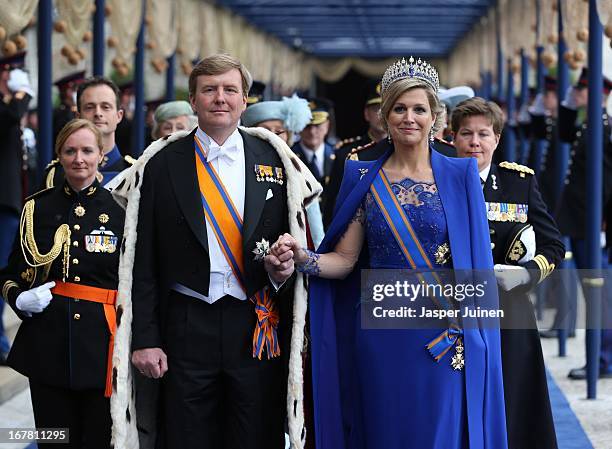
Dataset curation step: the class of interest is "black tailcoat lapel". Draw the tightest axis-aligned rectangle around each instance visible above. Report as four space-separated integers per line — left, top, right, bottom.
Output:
167 130 209 253
241 130 271 245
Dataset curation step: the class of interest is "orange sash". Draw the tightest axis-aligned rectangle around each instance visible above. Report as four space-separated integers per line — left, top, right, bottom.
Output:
194 136 279 359
51 281 117 397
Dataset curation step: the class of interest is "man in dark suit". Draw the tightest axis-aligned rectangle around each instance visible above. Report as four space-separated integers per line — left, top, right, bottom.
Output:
130 54 298 449
292 98 335 222
453 97 563 449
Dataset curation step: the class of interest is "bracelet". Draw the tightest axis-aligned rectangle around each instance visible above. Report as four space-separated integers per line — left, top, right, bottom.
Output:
296 249 321 276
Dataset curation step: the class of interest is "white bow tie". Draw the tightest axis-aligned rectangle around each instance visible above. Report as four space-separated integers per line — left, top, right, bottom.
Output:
207 144 239 163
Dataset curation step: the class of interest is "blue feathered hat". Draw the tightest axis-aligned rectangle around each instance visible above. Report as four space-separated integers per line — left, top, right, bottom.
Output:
241 94 312 133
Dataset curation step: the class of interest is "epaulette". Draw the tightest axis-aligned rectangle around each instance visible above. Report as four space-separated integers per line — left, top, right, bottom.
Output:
25 186 54 202
434 136 454 147
45 159 60 171
124 155 137 165
348 141 376 160
45 160 61 188
335 135 362 150
499 161 535 176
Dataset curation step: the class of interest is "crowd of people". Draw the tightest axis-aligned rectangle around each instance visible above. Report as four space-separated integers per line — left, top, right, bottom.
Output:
0 49 610 449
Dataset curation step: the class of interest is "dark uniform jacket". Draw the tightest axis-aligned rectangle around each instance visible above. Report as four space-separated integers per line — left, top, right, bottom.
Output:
484 162 563 449
529 114 558 206
43 145 134 190
0 92 31 214
555 106 612 239
0 180 124 390
132 129 294 353
324 134 375 227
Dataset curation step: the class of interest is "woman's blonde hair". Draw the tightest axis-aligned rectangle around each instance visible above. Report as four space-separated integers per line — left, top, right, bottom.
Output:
380 78 446 137
55 118 103 156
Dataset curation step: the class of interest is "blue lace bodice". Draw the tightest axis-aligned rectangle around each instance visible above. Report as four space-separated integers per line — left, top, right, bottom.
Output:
360 175 452 269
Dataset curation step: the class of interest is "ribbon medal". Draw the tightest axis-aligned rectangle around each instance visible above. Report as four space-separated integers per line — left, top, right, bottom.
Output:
254 164 284 184
85 227 118 253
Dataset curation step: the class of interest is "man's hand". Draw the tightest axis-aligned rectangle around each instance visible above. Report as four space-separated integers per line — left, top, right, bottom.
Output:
264 233 300 284
132 348 168 379
494 264 531 291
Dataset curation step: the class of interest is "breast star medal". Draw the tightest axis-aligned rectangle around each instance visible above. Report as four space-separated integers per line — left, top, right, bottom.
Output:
451 339 465 370
252 238 271 261
74 205 86 217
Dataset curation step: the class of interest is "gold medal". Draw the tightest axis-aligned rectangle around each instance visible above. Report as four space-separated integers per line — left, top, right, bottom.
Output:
99 213 109 224
74 205 86 217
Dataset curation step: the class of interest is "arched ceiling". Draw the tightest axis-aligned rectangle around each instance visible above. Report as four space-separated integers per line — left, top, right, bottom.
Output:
215 0 497 58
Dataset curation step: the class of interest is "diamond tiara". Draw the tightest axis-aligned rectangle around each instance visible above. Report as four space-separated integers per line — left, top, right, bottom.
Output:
381 56 440 94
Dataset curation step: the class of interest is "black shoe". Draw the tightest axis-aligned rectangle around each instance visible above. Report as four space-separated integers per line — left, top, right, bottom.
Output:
568 366 612 380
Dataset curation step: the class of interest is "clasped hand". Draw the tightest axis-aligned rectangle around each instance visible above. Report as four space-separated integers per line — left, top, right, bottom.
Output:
265 233 307 283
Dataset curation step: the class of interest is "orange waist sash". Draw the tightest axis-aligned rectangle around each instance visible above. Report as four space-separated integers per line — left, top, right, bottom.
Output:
51 281 117 398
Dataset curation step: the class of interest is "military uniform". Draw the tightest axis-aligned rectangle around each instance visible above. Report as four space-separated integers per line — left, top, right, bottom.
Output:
483 161 563 449
555 103 612 377
0 179 124 448
324 133 376 226
43 145 135 189
0 54 33 360
52 71 86 145
555 106 612 239
529 113 557 205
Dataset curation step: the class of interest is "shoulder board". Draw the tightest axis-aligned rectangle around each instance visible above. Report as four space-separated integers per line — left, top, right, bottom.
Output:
349 140 376 156
45 159 60 171
124 155 137 165
25 186 54 202
335 135 362 149
434 136 454 147
498 161 534 176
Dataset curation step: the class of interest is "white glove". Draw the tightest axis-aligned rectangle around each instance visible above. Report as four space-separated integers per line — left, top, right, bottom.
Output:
561 86 578 110
494 265 530 291
15 281 55 314
7 68 35 98
528 93 546 116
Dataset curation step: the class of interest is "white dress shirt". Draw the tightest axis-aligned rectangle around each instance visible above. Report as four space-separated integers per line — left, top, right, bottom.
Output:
300 142 325 176
479 164 491 186
173 127 247 304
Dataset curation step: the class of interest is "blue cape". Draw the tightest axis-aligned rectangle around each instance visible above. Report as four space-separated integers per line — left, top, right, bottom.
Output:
309 148 508 449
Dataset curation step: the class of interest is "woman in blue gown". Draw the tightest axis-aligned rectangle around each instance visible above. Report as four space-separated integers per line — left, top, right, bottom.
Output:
270 58 508 449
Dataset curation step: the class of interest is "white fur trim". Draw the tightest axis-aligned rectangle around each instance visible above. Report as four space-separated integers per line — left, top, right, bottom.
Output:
110 127 321 449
